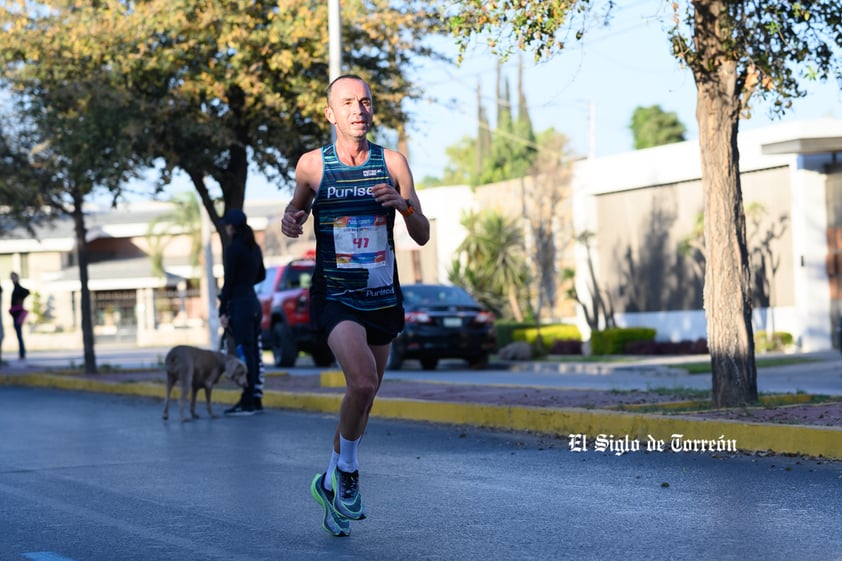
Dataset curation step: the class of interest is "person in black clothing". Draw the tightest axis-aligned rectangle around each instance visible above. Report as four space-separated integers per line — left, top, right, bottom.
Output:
8 272 30 361
218 209 266 415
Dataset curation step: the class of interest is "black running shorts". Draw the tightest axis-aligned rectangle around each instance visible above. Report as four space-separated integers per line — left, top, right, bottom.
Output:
311 295 405 346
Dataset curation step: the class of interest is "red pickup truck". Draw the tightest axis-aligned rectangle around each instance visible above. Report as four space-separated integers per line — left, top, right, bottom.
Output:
256 257 334 367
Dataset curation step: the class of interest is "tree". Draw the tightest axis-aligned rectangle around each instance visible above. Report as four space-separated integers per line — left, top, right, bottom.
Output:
0 121 47 236
447 0 842 407
523 129 571 326
0 79 149 375
440 57 539 186
146 191 203 278
476 81 493 180
441 136 479 185
563 231 615 334
629 105 687 149
479 60 538 184
669 0 842 407
0 0 444 242
680 203 790 345
512 54 538 176
449 209 528 320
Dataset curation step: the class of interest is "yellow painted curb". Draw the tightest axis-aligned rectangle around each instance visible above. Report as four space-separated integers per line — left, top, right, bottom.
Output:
4 373 840 459
0 373 245 404
368 398 841 459
319 370 346 388
616 392 824 412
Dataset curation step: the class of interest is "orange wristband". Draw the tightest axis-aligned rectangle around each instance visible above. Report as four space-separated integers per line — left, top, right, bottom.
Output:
399 199 415 217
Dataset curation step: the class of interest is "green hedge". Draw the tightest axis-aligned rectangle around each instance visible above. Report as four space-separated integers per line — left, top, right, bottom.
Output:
497 323 662 356
513 324 582 346
754 331 794 353
494 322 582 353
591 327 657 355
494 321 533 350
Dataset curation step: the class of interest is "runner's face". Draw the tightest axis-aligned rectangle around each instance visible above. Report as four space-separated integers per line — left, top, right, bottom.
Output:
326 78 373 140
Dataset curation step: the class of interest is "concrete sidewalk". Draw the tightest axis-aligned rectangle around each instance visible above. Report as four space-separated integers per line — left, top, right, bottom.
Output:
2 348 841 460
7 347 841 394
386 351 842 395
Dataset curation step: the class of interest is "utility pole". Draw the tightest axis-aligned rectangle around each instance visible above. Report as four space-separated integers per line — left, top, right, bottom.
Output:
328 0 342 143
202 204 219 347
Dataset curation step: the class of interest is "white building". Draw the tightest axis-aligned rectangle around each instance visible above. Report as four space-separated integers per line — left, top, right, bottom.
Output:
571 118 842 352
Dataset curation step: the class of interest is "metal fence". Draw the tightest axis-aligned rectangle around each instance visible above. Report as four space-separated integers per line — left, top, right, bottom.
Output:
87 287 204 344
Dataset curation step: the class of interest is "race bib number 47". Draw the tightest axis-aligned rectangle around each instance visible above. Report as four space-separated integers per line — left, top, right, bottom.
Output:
333 215 388 269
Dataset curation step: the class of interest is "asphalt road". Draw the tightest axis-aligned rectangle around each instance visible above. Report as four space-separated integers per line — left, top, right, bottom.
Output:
1 387 841 561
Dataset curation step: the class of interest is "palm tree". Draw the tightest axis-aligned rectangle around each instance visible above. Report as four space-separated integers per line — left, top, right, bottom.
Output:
449 209 528 321
146 192 202 278
145 192 205 329
480 212 528 321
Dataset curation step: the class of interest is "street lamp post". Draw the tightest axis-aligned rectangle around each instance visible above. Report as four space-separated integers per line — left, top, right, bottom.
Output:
328 0 342 143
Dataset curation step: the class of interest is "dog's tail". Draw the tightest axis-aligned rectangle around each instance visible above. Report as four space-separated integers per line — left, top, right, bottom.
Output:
164 347 184 373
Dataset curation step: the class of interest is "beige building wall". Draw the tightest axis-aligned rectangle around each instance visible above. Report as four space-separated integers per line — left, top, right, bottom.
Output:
475 175 577 321
573 118 842 350
594 166 795 315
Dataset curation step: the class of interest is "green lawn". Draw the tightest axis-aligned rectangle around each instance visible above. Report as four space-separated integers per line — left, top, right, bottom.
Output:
675 356 820 374
527 354 820 373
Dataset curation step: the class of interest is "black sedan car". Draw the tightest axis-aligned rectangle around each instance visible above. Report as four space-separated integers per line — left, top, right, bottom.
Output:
387 284 497 370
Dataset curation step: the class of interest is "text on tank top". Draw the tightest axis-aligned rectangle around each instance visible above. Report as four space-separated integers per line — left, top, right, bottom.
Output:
312 143 399 311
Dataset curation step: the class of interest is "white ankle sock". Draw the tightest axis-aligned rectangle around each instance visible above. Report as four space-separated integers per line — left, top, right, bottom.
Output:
337 435 361 473
324 450 339 491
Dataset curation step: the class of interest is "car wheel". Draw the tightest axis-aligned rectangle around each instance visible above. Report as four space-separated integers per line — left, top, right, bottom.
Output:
386 346 403 370
311 345 335 367
272 321 298 367
468 353 489 370
420 357 438 370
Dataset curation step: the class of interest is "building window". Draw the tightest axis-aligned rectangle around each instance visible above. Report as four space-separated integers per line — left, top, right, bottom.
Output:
19 253 29 279
92 290 137 328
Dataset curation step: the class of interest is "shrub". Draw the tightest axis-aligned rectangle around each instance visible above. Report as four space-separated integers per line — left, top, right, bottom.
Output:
514 324 581 344
591 327 657 355
754 331 794 353
623 340 658 355
512 324 582 357
549 339 583 355
624 338 708 355
494 320 533 350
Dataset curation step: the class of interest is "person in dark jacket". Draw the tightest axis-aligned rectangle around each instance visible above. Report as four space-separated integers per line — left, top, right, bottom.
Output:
218 209 266 415
8 272 30 361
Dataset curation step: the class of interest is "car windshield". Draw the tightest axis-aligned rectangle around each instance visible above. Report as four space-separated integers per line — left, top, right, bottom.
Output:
254 264 314 293
402 285 477 307
255 267 279 293
283 267 312 289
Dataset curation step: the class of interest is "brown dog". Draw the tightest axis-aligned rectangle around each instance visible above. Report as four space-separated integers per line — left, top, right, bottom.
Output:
162 345 248 422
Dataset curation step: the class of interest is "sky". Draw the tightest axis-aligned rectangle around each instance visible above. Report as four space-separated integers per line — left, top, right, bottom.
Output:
128 0 842 203
400 0 841 181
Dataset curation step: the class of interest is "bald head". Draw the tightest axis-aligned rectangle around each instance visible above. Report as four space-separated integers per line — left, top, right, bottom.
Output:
327 74 369 106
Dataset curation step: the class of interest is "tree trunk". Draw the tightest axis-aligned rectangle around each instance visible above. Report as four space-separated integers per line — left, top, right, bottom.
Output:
218 83 249 218
693 0 758 407
507 286 524 322
72 192 97 375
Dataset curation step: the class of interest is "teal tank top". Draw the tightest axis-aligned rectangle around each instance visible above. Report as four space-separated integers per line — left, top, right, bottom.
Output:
310 143 401 311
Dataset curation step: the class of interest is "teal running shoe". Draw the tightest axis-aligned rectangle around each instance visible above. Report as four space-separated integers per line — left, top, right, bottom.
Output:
310 473 350 537
331 468 366 520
